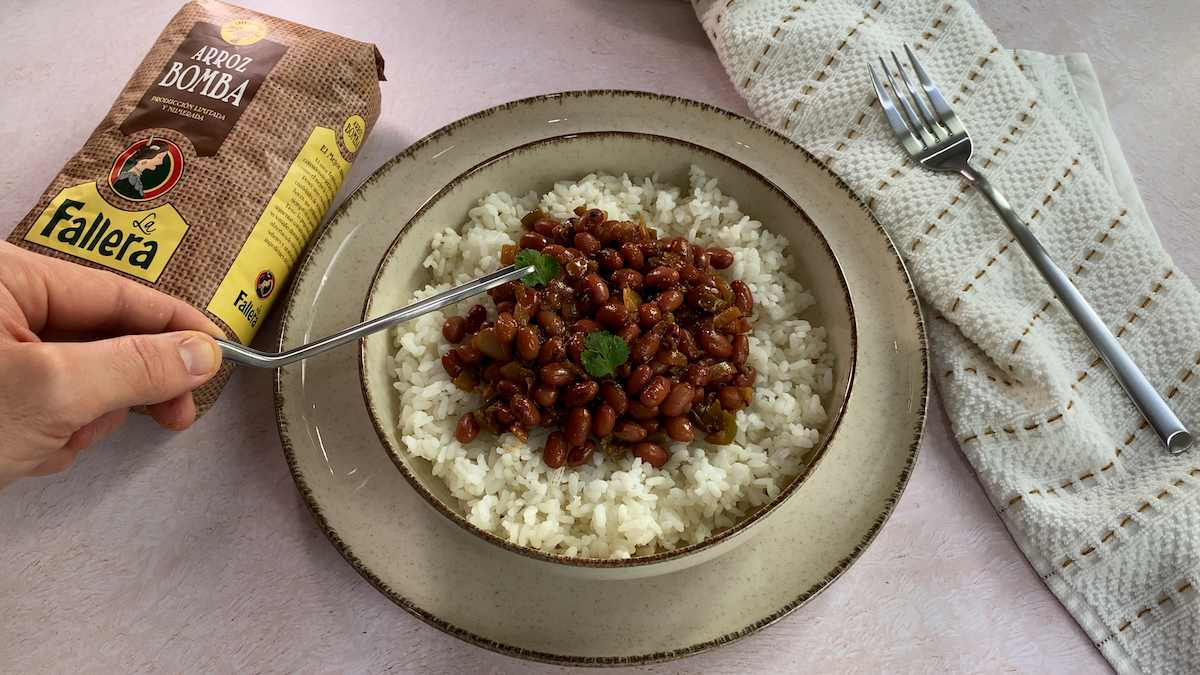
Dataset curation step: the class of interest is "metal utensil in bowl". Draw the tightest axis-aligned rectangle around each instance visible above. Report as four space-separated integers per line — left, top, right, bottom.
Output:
868 45 1191 453
217 264 533 368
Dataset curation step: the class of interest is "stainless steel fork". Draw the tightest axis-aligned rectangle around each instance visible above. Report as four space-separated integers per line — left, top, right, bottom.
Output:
869 45 1191 453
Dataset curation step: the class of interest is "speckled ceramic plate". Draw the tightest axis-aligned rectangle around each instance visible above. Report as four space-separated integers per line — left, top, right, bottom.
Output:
274 91 927 665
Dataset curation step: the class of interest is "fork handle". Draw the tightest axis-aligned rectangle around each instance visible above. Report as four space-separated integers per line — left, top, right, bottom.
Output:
960 166 1192 454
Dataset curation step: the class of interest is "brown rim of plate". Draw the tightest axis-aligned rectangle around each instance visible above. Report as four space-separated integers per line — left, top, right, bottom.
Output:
357 129 859 569
274 90 929 666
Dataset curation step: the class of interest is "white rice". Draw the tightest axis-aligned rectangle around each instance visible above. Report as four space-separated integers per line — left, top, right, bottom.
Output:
390 166 833 558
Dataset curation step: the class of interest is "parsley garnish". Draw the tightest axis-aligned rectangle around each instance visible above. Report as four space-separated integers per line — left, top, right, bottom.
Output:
514 248 561 287
581 330 630 378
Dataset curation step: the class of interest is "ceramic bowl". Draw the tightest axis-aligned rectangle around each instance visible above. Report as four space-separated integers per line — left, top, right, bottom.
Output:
359 129 856 580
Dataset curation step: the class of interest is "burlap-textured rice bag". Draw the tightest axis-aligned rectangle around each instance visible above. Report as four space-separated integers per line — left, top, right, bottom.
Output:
7 0 384 413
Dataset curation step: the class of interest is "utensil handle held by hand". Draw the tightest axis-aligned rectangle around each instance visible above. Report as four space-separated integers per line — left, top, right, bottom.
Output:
960 166 1192 453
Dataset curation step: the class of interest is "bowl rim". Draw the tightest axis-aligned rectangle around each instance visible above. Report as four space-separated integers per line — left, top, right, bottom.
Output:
357 128 860 569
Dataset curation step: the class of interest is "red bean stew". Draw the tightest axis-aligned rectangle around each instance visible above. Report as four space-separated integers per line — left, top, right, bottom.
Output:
442 207 756 469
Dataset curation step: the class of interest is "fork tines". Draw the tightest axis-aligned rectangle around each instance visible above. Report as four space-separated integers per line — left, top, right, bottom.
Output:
868 44 965 153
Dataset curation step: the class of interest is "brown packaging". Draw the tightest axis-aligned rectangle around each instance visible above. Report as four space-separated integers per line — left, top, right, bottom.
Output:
7 0 384 414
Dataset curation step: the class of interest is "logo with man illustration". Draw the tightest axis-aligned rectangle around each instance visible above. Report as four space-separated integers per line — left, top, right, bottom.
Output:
108 137 184 202
255 270 275 299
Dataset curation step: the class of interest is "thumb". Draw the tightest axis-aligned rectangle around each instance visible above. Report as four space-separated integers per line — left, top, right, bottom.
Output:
47 330 222 422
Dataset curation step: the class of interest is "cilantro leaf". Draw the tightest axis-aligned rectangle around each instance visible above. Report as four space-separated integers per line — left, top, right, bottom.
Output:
514 248 562 287
581 330 630 378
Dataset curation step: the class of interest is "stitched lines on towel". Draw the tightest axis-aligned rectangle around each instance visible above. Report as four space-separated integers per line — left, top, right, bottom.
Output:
737 0 818 91
995 351 1200 512
779 1 887 132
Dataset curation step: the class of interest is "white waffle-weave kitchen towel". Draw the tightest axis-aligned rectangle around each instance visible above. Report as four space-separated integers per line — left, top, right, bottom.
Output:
694 0 1200 672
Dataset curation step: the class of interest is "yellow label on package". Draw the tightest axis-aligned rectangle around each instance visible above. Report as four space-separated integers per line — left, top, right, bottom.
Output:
208 127 349 343
25 181 189 282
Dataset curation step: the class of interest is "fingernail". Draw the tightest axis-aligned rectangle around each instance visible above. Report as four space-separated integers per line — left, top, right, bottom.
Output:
179 335 219 376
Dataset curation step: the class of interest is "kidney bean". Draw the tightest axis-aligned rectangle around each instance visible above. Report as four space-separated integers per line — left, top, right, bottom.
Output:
562 380 599 407
442 316 467 343
680 265 703 285
539 362 573 386
599 381 629 416
639 375 672 407
596 301 629 328
660 382 695 417
665 416 695 442
543 432 567 468
619 242 645 269
541 243 568 264
645 266 680 289
578 208 607 230
627 364 653 394
611 269 644 291
692 245 710 269
567 331 588 362
686 364 708 387
592 404 617 438
465 304 487 332
567 440 596 467
532 383 558 408
573 231 601 255
641 418 661 433
573 319 601 333
495 301 516 316
732 334 749 366
617 323 641 344
633 329 663 363
533 218 559 237
582 273 609 305
708 247 734 269
613 420 648 442
482 364 504 383
455 343 483 365
488 282 516 303
638 302 662 327
731 280 754 315
511 394 542 428
698 327 734 359
550 224 573 244
596 248 624 271
497 379 521 397
563 257 587 279
734 366 757 387
719 386 748 412
495 312 518 345
628 402 659 420
655 349 687 368
656 288 684 313
538 336 566 364
455 413 480 443
519 231 548 250
633 441 669 468
565 407 591 447
536 309 566 337
441 350 463 378
677 328 701 360
516 326 542 361
706 361 738 386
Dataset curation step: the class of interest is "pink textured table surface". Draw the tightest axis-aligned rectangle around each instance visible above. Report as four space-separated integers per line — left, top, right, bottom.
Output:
2 1 1197 673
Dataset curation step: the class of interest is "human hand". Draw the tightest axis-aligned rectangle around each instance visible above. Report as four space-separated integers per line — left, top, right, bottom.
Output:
0 242 223 487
